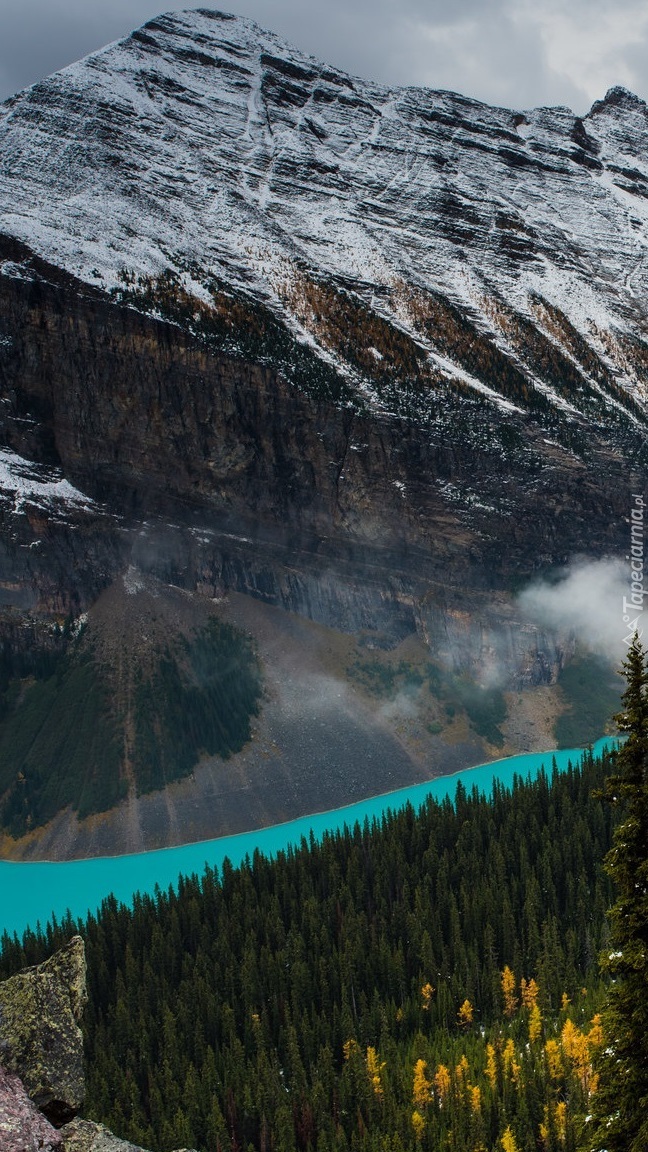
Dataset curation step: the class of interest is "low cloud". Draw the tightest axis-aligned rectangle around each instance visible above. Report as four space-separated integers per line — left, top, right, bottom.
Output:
517 558 631 664
377 685 422 725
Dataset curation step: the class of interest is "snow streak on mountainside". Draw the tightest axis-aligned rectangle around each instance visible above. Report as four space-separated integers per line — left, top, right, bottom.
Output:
0 7 648 435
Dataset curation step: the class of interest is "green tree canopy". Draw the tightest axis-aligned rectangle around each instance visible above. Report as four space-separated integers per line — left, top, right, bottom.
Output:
590 637 648 1152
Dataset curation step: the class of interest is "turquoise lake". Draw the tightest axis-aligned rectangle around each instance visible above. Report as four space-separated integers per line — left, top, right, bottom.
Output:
0 738 612 944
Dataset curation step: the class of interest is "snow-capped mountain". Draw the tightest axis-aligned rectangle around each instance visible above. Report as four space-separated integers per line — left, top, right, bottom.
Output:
1 7 648 433
0 10 644 854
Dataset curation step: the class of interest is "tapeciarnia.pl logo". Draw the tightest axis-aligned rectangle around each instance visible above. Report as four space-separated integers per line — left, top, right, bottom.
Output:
622 493 645 645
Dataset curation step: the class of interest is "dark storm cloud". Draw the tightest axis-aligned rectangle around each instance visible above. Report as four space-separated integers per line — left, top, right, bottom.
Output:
1 0 647 111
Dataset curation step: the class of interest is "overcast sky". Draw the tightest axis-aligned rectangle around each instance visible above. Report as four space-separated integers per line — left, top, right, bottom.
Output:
1 0 648 112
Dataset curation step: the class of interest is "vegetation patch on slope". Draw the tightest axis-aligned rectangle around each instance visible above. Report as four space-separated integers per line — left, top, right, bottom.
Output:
132 617 262 795
348 654 508 747
0 638 123 836
111 266 358 408
531 294 648 423
553 652 621 748
0 602 262 837
400 282 549 416
280 272 446 416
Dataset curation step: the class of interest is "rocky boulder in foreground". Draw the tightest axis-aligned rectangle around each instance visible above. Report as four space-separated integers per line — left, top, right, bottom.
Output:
0 1064 64 1151
0 936 197 1151
0 935 87 1124
60 1117 195 1152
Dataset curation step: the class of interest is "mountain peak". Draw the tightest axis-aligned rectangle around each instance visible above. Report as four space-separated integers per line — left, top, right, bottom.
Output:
588 84 647 116
1 5 648 446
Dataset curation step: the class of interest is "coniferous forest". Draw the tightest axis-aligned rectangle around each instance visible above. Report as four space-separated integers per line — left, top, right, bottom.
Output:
0 745 621 1152
1 641 646 1152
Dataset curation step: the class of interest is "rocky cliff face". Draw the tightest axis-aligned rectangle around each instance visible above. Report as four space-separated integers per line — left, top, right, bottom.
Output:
0 11 642 853
0 235 637 592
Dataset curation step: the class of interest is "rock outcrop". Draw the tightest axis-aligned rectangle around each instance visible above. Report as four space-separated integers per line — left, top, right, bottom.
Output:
60 1118 193 1152
0 938 194 1152
0 1064 64 1151
0 936 87 1125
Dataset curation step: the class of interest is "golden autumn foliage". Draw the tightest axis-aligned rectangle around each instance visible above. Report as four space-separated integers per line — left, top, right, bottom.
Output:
420 981 435 1010
411 1109 426 1139
412 1059 432 1109
529 1002 543 1044
561 1019 588 1063
407 975 601 1149
501 966 518 1017
544 1039 563 1082
561 1017 599 1093
433 1063 451 1106
366 1046 386 1099
503 1038 520 1084
555 1100 567 1142
458 998 474 1026
588 1013 604 1050
540 1101 567 1148
520 976 539 1010
500 1125 519 1152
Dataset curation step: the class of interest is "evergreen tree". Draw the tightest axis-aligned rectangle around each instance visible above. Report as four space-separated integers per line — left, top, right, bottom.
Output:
590 638 648 1152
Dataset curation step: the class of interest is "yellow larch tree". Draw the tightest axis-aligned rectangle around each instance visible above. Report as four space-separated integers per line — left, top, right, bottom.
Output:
458 998 474 1026
485 1043 498 1089
520 977 539 1010
412 1059 432 1110
421 982 435 1010
588 1013 604 1050
539 1106 550 1148
503 1038 520 1084
434 1063 451 1106
554 1101 567 1143
544 1039 563 1082
501 1125 519 1152
501 966 518 1017
540 1102 568 1149
366 1046 386 1098
529 1002 543 1044
561 1019 590 1090
411 1110 426 1140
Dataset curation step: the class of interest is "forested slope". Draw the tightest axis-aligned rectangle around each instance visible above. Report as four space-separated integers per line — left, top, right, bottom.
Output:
0 748 617 1152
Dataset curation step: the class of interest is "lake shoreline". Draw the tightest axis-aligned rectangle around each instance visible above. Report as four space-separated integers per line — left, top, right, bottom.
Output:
0 738 614 945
